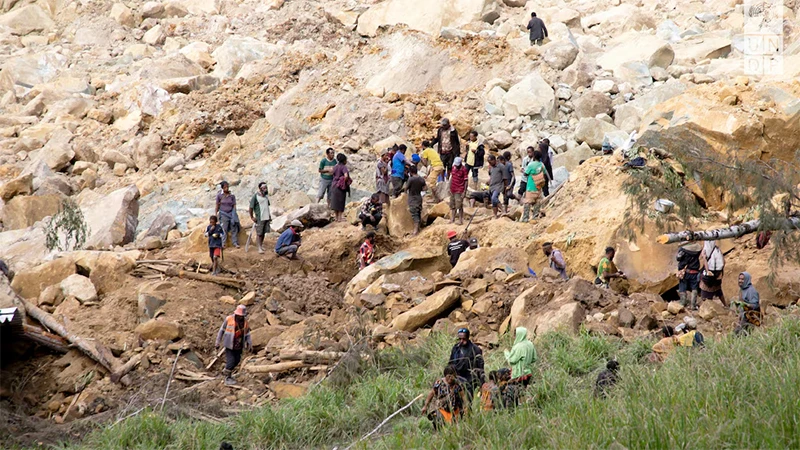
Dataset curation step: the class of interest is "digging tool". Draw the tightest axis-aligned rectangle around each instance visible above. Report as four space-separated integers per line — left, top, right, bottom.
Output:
244 226 256 253
460 209 478 240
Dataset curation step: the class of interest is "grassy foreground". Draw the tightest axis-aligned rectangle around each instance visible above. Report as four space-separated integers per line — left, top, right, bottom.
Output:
66 319 800 449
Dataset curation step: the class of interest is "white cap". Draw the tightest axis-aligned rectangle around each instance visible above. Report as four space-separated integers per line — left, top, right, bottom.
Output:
290 220 304 228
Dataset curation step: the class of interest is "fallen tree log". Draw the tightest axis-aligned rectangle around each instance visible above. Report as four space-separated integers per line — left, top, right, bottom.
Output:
657 218 800 244
22 323 69 353
245 361 305 373
278 349 347 364
164 267 245 289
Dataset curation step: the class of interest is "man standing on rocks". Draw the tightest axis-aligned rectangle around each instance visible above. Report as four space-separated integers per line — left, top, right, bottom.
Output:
538 139 554 196
317 147 337 206
527 12 548 46
216 181 240 248
248 182 271 254
406 166 427 236
676 243 702 310
215 304 252 385
446 230 470 267
420 140 445 202
487 154 506 219
205 215 225 275
432 118 460 179
542 242 568 280
448 328 485 403
465 132 485 189
275 220 303 259
449 157 469 224
376 151 391 205
391 145 409 198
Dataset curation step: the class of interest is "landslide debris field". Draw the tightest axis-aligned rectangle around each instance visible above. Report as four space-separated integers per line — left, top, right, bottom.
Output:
1 0 800 447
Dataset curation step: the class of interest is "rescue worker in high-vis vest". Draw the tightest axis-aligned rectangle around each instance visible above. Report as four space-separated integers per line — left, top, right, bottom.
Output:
215 304 252 385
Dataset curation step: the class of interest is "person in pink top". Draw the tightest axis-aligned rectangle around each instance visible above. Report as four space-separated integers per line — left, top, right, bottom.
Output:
449 157 469 224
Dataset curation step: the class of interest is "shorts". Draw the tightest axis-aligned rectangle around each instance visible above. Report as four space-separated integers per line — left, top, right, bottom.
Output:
449 192 464 210
440 153 455 173
255 220 270 236
209 247 222 260
409 203 422 224
678 272 700 293
490 188 502 207
317 177 333 201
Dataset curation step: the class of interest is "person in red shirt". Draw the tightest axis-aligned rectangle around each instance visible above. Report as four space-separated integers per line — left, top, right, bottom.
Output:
357 231 376 270
449 157 469 224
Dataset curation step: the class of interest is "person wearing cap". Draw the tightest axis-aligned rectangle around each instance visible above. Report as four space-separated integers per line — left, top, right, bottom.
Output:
420 141 444 202
542 242 568 280
215 181 240 248
446 230 470 267
676 316 705 347
449 157 469 224
594 360 620 398
432 118 460 179
676 243 702 310
248 182 271 254
357 231 376 270
448 328 485 402
275 220 303 259
466 237 479 251
215 305 252 385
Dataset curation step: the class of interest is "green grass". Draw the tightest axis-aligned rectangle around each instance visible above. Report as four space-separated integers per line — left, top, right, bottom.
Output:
66 319 800 450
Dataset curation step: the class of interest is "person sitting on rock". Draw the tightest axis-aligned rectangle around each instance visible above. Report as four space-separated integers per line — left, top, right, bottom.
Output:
446 230 470 267
734 271 761 336
542 242 568 280
357 231 376 270
275 220 303 259
215 304 252 385
448 328 485 403
204 215 225 275
647 326 678 363
676 316 705 348
422 365 466 430
594 360 620 398
358 193 383 230
595 247 626 288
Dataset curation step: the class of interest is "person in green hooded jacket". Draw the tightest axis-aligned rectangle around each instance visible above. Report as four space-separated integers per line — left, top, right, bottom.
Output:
504 327 536 383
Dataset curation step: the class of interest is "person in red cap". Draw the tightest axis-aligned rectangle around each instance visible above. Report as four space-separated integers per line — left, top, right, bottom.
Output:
215 304 252 385
446 230 470 267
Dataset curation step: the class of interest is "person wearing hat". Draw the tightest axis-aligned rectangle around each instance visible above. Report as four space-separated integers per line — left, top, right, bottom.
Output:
676 243 702 310
448 328 484 402
467 237 479 251
431 118 460 179
449 157 469 224
446 230 470 267
676 316 705 347
215 181 240 248
275 220 303 259
248 182 272 254
215 305 252 385
420 140 444 202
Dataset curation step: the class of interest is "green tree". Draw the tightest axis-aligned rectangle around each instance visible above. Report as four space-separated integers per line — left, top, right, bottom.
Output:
45 199 90 252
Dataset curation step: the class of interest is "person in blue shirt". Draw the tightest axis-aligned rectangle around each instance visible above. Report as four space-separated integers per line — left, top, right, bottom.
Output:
275 220 304 259
391 146 409 198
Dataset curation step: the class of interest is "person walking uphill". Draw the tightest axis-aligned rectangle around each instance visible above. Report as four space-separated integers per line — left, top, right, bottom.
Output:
432 118 460 178
330 153 352 222
317 147 337 206
275 220 303 259
734 272 761 335
216 181 240 248
527 12 548 46
448 328 485 402
215 305 252 385
248 182 271 254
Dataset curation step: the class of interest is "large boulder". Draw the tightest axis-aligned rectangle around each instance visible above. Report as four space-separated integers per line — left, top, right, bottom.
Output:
385 193 416 237
672 32 732 63
502 73 556 120
357 0 496 37
41 128 75 172
574 118 620 149
0 174 33 201
345 247 444 303
211 37 284 79
144 212 176 239
0 51 67 92
573 91 612 119
135 319 183 341
270 203 332 232
450 247 530 279
10 258 76 300
552 142 594 172
60 274 98 303
543 42 579 71
77 185 140 249
1 194 63 230
597 32 674 76
390 286 460 331
134 134 163 170
0 5 54 35
70 250 138 295
613 80 688 132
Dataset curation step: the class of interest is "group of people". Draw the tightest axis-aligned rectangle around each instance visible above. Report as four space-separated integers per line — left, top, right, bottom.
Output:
421 327 537 428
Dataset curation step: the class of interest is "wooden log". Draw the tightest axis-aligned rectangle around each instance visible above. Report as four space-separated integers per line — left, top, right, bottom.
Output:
165 267 245 289
22 323 69 353
205 347 225 370
657 218 800 244
278 349 347 364
245 361 305 373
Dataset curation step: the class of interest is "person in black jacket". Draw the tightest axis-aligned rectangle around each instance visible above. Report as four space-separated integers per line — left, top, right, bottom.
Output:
676 243 702 310
432 118 461 179
527 12 548 46
538 139 553 197
448 328 485 403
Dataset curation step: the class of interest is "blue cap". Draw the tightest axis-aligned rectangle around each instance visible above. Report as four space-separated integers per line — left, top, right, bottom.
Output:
411 154 421 163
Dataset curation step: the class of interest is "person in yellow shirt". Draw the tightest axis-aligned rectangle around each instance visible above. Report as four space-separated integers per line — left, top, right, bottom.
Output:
465 131 485 189
676 317 704 347
420 140 444 202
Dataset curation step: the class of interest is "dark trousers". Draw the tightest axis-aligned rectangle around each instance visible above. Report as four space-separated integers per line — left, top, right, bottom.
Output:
360 213 382 227
543 161 553 197
225 348 242 371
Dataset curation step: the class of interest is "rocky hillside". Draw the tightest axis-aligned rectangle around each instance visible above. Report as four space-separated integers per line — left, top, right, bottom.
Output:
1 0 800 445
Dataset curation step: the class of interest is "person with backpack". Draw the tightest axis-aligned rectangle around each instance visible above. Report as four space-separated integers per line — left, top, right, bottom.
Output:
699 241 726 304
330 153 352 222
676 243 702 310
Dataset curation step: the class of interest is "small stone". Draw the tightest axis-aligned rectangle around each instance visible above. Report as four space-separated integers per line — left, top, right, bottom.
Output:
113 163 127 177
219 295 236 305
240 291 256 306
667 301 684 315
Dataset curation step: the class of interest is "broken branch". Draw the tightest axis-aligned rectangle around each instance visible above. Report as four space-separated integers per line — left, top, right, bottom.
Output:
657 218 800 244
164 267 245 289
245 361 305 373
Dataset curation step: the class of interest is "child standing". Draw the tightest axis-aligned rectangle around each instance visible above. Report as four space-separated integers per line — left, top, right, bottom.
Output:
205 215 225 275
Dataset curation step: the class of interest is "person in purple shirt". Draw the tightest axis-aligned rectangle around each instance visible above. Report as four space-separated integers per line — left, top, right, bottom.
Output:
215 181 240 248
